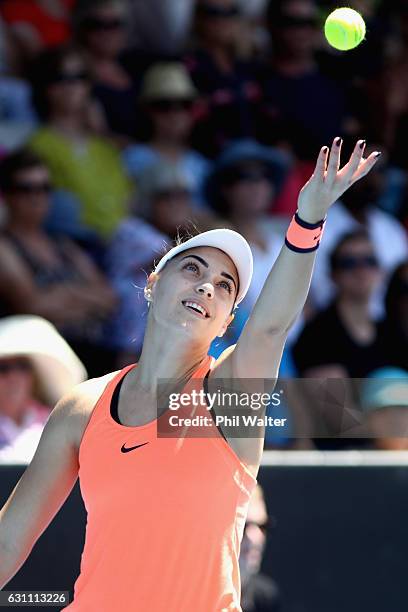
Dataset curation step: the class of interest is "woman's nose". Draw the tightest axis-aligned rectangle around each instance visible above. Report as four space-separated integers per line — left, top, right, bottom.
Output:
196 283 214 299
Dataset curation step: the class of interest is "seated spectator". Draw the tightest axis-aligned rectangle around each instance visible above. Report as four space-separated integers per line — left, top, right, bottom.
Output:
259 0 349 158
360 368 408 450
293 230 396 449
310 145 408 317
240 484 281 612
123 63 211 209
0 0 75 59
73 0 139 139
205 139 292 348
0 149 119 378
106 160 220 365
379 261 408 371
294 230 389 379
0 314 86 464
0 17 38 151
184 0 262 157
28 45 132 238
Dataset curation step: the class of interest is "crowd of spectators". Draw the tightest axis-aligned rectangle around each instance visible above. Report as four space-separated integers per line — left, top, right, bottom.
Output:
0 0 407 456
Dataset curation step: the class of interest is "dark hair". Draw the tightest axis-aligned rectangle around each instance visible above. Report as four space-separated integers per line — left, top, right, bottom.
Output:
29 45 87 120
329 229 373 273
384 261 408 321
0 150 46 193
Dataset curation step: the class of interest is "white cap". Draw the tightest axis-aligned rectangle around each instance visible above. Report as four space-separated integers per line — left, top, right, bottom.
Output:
154 229 253 305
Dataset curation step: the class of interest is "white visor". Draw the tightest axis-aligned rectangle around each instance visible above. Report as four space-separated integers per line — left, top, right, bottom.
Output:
154 229 253 305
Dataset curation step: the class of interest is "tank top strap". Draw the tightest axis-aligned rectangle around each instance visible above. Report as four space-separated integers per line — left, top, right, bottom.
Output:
84 364 136 431
82 355 214 435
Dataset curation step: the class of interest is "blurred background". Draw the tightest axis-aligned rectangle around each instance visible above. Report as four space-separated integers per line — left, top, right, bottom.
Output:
0 1 407 610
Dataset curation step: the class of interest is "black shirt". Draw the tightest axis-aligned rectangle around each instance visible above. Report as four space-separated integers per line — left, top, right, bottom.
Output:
293 302 389 378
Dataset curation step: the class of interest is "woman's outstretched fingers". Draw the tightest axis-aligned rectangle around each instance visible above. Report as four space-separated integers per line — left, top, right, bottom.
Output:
340 139 366 181
314 145 329 180
325 137 342 184
351 150 382 183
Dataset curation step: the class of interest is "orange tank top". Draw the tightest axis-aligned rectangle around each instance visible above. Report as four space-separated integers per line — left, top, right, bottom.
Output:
63 354 257 612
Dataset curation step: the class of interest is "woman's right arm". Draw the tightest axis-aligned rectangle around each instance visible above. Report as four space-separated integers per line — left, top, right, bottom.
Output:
0 389 81 589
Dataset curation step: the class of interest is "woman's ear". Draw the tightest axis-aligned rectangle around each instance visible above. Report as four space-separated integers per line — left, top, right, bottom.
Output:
144 272 159 303
218 313 235 338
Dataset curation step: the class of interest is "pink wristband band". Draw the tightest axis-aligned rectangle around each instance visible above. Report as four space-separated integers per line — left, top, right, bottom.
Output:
285 211 326 253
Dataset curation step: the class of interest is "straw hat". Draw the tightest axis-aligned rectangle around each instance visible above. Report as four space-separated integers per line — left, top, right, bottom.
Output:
0 315 88 405
139 62 198 102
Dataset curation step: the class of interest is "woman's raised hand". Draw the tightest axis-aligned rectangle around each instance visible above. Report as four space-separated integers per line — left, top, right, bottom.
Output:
297 137 381 223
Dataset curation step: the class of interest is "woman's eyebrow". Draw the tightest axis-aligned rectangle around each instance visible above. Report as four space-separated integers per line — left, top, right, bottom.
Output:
180 254 209 268
180 254 237 289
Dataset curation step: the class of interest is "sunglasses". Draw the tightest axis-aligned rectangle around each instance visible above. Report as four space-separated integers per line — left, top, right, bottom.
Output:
334 255 379 271
84 16 125 31
149 99 194 113
155 188 191 200
198 3 240 18
233 168 271 183
0 359 32 374
11 181 52 194
49 71 89 84
276 15 318 28
244 519 271 535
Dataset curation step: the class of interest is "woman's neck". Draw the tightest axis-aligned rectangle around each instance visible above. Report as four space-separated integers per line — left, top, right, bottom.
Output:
151 138 185 158
0 401 28 427
131 312 209 395
49 113 86 138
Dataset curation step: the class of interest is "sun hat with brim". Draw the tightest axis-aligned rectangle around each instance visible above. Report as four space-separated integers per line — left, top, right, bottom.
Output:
204 139 292 208
0 315 87 405
153 228 253 305
360 368 408 412
139 63 198 102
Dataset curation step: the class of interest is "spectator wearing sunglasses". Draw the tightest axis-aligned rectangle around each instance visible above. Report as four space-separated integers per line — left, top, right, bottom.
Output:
123 63 211 210
28 45 132 239
240 484 281 612
0 315 86 464
0 149 120 378
73 0 139 139
184 0 262 157
293 230 389 380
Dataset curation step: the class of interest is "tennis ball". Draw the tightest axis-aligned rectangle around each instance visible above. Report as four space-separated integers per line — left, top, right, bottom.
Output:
324 7 366 51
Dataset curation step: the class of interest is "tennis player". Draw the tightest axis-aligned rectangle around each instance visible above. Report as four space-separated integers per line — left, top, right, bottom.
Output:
0 139 380 611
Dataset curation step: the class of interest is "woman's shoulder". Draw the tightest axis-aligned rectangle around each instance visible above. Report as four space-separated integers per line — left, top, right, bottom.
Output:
57 370 122 450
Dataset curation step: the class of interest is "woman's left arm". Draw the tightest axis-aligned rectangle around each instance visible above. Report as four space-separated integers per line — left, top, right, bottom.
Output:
227 138 381 379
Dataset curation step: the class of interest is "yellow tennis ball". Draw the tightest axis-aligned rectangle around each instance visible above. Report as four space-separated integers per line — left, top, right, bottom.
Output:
324 7 366 51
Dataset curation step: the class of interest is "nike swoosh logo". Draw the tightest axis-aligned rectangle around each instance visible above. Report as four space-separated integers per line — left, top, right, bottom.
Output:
121 442 149 453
